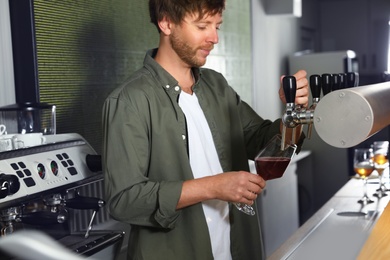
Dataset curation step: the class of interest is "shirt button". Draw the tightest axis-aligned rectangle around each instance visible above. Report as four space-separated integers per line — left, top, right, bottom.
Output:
174 86 180 91
182 135 186 140
165 85 170 89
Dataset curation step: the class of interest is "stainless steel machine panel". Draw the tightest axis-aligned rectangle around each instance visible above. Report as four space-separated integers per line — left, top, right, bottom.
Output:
0 133 100 207
0 133 124 260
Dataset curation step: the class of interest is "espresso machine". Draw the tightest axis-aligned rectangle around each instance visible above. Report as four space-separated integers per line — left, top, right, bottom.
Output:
0 133 124 259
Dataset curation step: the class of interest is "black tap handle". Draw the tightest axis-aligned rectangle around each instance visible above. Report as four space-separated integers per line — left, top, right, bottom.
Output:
347 72 359 87
332 74 341 91
339 73 347 89
282 76 296 104
321 73 332 96
309 74 322 99
86 154 102 172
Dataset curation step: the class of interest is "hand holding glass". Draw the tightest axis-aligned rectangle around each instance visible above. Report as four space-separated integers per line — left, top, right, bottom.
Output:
254 134 297 181
235 135 297 216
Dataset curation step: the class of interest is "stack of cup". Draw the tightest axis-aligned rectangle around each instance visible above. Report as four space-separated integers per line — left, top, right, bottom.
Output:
0 124 46 152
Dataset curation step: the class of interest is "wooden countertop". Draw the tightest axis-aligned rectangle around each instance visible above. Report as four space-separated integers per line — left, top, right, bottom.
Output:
358 196 390 259
268 175 390 260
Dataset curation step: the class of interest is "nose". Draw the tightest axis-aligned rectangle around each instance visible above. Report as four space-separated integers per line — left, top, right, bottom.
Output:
208 28 219 44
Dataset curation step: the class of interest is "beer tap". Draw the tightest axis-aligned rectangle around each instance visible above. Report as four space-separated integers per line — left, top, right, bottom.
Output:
323 72 358 96
321 73 332 96
281 71 359 150
332 74 341 91
346 72 359 87
339 73 347 89
281 74 322 149
281 76 298 150
307 74 322 139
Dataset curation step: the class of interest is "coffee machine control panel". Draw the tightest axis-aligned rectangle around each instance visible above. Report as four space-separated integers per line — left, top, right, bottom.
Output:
0 134 101 206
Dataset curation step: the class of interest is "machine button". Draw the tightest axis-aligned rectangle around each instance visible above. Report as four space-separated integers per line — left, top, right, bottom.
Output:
10 163 19 170
18 162 26 168
16 171 24 178
56 154 63 160
23 169 32 176
62 153 69 159
67 160 74 166
23 177 36 187
67 167 78 176
61 161 68 167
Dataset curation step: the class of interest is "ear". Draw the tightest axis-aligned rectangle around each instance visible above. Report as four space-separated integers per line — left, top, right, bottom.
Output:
158 16 173 36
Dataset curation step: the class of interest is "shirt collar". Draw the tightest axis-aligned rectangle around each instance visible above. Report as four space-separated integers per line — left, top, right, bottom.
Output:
143 48 202 92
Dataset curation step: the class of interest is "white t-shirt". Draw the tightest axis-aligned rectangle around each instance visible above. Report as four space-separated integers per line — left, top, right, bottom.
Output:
179 91 232 260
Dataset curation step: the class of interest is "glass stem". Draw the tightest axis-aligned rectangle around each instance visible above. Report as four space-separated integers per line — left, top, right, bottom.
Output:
363 177 369 199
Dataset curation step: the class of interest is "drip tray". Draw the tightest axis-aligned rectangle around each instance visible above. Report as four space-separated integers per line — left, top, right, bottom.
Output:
58 231 124 258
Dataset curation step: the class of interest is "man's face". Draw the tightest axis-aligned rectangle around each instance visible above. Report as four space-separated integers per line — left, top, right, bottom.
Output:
169 12 223 67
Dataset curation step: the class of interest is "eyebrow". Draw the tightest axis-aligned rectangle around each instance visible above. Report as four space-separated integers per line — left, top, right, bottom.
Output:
194 19 223 25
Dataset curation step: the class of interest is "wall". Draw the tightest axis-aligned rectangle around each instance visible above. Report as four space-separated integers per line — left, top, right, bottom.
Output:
204 0 253 105
250 0 306 257
251 0 301 120
31 0 253 153
0 0 15 107
33 0 158 152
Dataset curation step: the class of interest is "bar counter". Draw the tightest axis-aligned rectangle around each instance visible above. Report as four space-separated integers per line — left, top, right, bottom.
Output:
268 175 390 260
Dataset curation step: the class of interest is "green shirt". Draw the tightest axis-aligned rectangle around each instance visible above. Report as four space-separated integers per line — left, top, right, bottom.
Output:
102 49 281 260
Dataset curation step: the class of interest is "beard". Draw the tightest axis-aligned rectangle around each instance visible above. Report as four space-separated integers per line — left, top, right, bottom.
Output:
169 32 207 68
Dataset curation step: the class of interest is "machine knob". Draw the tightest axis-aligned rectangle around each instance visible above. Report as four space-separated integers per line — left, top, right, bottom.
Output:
86 154 102 172
0 174 20 199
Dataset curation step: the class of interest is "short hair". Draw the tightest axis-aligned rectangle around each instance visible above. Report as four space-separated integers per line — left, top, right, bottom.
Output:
149 0 225 32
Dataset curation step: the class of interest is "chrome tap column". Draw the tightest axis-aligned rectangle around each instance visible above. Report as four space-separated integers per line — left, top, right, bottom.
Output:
281 72 362 149
314 81 390 148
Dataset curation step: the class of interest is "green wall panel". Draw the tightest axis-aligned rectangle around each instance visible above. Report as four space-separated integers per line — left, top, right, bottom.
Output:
34 0 252 152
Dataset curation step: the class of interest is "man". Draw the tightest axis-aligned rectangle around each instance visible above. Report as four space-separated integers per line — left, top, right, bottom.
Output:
102 0 309 259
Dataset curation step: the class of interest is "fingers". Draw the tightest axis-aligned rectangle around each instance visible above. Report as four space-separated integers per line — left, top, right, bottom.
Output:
279 70 309 107
295 84 309 107
237 173 265 204
241 191 258 206
294 70 309 107
248 176 266 191
293 69 307 80
219 171 266 204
